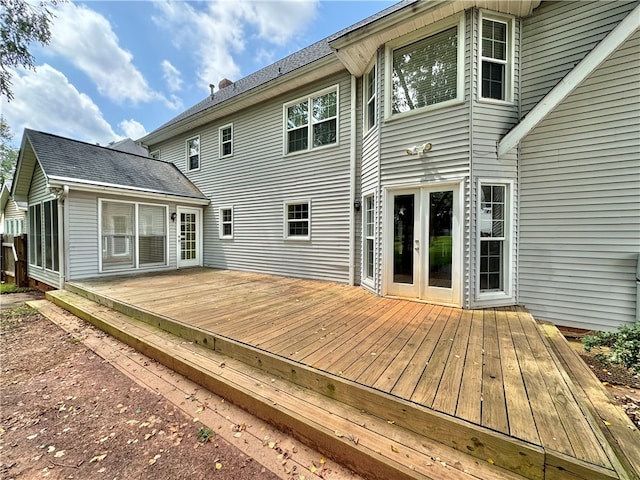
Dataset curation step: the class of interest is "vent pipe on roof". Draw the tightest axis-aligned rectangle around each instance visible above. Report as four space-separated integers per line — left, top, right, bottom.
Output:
209 83 215 99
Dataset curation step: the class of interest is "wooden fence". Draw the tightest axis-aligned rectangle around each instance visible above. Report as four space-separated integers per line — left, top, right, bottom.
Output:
1 234 28 287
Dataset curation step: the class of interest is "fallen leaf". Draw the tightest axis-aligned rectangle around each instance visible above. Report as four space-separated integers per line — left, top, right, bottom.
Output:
603 420 612 426
268 441 276 449
215 462 223 470
487 458 495 464
334 430 344 438
391 445 399 453
47 446 55 453
310 466 317 473
27 434 38 440
149 454 161 465
54 450 65 458
90 454 107 463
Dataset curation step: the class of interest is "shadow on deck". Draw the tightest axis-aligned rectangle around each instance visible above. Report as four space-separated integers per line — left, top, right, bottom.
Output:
44 268 639 480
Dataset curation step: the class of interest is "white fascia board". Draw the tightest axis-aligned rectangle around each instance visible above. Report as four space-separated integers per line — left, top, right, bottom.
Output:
498 4 640 157
47 177 210 206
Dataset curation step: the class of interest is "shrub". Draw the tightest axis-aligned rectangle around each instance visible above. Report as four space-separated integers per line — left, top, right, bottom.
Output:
582 321 640 373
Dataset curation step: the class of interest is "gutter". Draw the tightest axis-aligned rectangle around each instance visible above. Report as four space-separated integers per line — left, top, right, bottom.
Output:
498 3 640 156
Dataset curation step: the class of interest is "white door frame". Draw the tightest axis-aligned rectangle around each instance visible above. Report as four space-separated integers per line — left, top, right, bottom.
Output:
176 206 203 268
382 181 464 307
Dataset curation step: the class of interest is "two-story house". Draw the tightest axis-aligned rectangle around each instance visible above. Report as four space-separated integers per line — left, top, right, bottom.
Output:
12 0 639 332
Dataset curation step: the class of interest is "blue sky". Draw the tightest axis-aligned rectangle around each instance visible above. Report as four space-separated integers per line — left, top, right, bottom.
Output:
0 0 396 148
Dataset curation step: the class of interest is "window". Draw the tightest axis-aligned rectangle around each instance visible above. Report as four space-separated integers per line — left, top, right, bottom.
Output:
480 15 511 101
149 150 160 160
364 65 376 132
389 19 462 116
285 201 310 239
4 218 24 235
219 207 233 239
479 184 508 293
285 87 338 154
186 136 200 171
100 200 167 272
220 124 233 157
363 194 375 282
28 200 58 271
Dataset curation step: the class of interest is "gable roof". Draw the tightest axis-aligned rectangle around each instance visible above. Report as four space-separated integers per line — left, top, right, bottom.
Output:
13 129 208 203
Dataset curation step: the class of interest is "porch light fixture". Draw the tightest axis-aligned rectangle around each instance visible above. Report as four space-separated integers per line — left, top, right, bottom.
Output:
354 199 361 211
405 142 432 156
171 212 177 222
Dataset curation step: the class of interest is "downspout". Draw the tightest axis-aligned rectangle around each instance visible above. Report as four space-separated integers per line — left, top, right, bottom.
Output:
348 74 357 286
56 185 69 289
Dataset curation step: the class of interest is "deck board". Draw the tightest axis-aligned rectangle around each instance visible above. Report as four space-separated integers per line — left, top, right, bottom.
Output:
63 268 626 479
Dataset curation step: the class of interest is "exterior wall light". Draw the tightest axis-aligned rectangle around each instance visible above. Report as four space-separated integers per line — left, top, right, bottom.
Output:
405 143 433 156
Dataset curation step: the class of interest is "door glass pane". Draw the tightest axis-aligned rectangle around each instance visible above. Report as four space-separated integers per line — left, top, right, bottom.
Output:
429 191 453 288
393 194 414 284
181 213 196 261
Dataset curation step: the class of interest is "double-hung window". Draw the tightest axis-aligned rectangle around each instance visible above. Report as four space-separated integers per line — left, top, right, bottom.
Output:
186 136 200 171
285 87 338 154
479 14 512 101
364 65 376 132
478 183 511 295
388 16 463 117
284 201 310 239
219 207 233 239
220 124 233 157
363 194 375 283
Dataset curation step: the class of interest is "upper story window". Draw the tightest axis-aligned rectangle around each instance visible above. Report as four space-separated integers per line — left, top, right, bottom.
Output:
387 16 464 118
220 124 233 157
479 14 513 102
149 150 160 160
186 136 200 171
364 64 376 132
285 87 338 154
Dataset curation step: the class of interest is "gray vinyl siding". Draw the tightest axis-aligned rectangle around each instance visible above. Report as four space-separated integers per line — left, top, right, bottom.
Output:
520 0 637 116
27 163 60 288
152 72 354 283
66 190 179 280
518 29 640 332
378 10 472 305
470 10 520 307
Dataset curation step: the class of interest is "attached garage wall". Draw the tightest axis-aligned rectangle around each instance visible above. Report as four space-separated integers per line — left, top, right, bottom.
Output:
518 30 640 331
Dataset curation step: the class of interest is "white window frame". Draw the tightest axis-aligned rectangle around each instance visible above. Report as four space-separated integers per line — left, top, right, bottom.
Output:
283 200 311 240
363 62 377 135
385 14 465 120
219 124 233 158
362 192 376 288
283 85 339 155
28 203 42 268
476 179 514 303
478 11 515 103
186 135 200 171
98 199 169 273
219 206 234 239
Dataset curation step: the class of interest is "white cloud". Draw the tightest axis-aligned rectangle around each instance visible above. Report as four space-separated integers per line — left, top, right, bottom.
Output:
161 60 183 93
1 65 121 146
153 0 319 92
119 119 147 139
48 2 164 106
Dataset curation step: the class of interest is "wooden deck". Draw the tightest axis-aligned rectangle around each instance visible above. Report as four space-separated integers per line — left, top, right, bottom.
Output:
49 268 638 480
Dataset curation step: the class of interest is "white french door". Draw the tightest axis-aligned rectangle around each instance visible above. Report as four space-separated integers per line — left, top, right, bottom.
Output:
177 206 202 268
385 183 462 306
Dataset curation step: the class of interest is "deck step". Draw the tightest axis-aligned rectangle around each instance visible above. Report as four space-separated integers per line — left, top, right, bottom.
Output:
45 289 531 480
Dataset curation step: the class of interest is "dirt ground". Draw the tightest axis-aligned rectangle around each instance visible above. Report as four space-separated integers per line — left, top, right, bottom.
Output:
0 294 359 480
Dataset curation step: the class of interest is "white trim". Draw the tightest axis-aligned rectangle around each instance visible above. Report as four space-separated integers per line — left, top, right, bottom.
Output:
478 10 515 103
219 123 233 158
218 206 234 239
283 84 340 155
349 75 357 285
46 178 209 205
283 199 311 241
498 3 640 156
186 135 201 171
474 178 515 306
384 14 465 121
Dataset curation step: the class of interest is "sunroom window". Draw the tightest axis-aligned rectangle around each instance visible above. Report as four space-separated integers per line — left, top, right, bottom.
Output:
391 24 460 115
285 87 338 154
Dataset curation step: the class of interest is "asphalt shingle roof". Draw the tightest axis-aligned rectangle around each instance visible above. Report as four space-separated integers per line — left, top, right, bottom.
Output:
25 129 207 200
